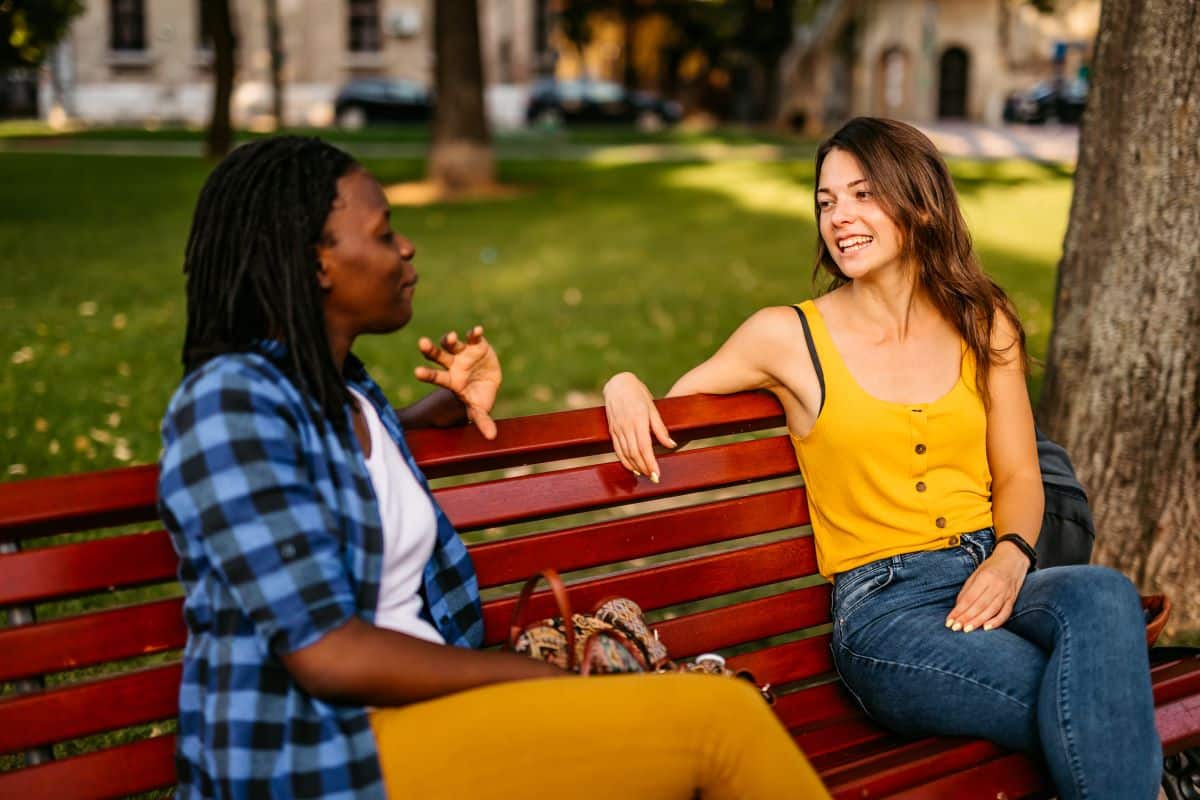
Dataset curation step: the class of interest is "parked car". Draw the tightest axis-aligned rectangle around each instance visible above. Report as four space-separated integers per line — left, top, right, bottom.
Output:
1003 77 1087 124
525 79 682 128
334 78 433 129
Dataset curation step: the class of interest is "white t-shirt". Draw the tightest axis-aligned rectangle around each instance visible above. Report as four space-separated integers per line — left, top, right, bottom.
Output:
350 389 445 645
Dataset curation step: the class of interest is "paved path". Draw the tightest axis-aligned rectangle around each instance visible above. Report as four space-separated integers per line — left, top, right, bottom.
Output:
0 122 1079 164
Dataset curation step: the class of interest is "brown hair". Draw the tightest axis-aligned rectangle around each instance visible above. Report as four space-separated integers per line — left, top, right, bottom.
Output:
812 117 1027 403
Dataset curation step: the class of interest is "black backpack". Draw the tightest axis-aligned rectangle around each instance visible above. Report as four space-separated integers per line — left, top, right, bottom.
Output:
1035 427 1095 567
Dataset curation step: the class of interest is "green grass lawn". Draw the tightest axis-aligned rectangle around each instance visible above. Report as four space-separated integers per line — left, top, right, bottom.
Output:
0 147 1073 482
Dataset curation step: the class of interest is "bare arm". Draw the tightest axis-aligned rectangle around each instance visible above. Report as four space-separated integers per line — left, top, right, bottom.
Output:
280 617 564 707
947 312 1043 634
604 307 804 479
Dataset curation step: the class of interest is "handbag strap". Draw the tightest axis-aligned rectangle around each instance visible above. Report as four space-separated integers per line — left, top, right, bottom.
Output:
507 568 578 669
578 628 650 676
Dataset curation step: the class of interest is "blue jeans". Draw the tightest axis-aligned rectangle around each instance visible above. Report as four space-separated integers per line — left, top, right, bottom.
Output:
831 529 1161 800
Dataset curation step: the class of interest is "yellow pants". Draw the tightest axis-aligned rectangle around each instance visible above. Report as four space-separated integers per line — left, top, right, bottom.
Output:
370 672 830 799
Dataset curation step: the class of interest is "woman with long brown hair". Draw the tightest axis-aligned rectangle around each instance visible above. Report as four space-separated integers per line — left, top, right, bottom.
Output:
603 117 1160 800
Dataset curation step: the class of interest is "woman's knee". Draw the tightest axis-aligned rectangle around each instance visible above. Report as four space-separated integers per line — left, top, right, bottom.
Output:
1034 565 1142 628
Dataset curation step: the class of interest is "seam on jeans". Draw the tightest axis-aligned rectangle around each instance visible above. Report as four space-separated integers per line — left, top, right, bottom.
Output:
834 641 1035 713
1007 603 1089 800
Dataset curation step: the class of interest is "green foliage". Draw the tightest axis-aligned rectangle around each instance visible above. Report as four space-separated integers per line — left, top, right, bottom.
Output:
0 0 84 70
0 143 1073 481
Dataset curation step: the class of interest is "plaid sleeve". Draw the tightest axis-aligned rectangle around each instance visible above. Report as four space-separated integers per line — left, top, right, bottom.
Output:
160 362 357 656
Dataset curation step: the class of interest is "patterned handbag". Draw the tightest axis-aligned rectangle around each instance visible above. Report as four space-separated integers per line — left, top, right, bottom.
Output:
507 569 775 703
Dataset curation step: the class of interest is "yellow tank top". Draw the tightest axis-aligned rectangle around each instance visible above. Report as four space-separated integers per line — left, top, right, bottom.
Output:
790 300 993 579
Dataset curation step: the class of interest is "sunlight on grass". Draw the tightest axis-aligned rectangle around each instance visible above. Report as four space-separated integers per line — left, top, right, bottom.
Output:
0 152 1073 481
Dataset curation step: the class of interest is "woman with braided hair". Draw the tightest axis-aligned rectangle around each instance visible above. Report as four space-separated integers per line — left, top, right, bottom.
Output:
158 136 827 799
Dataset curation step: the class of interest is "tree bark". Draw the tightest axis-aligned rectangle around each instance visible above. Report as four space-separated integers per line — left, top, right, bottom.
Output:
203 0 236 159
264 0 285 128
428 0 495 191
1038 0 1200 634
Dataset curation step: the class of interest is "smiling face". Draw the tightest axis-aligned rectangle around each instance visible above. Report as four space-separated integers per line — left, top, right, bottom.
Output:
316 169 418 340
816 148 906 282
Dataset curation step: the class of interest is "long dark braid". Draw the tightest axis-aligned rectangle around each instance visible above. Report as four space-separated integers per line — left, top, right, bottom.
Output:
182 136 358 427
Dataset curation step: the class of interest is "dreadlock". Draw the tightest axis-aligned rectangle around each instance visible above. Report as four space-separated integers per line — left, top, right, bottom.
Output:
182 136 358 428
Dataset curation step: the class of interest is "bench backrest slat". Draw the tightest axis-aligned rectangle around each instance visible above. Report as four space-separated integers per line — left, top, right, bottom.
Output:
0 598 184 683
408 392 785 478
478 537 817 645
0 464 160 541
0 530 177 607
470 486 808 588
0 734 178 800
0 664 180 754
653 585 831 658
435 435 799 531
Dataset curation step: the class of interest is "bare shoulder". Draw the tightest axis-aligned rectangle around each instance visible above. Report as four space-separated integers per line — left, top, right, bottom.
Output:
989 305 1026 369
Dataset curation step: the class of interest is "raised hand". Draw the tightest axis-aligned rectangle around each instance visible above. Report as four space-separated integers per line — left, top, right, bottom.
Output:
414 325 501 440
603 372 677 482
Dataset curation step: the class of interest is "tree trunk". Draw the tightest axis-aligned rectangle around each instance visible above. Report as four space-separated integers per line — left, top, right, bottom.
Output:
203 0 236 159
264 0 284 128
428 0 494 191
1038 0 1200 634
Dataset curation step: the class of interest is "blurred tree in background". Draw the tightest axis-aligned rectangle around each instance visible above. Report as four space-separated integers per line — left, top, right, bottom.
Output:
1039 0 1199 632
0 0 83 70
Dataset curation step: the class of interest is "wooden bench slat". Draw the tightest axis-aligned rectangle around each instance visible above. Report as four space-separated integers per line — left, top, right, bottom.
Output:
408 392 785 479
436 435 800 531
0 734 177 800
771 681 861 731
1157 693 1200 753
0 464 160 542
881 751 1052 800
727 633 836 690
656 585 830 659
0 664 180 754
1151 654 1200 706
470 486 809 588
0 598 185 682
794 715 893 759
0 530 178 606
480 537 819 645
819 738 1007 799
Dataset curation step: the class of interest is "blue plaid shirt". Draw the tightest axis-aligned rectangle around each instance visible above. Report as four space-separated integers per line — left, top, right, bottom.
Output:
158 341 483 799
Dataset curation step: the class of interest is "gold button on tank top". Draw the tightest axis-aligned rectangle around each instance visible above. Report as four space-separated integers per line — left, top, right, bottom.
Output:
789 300 994 580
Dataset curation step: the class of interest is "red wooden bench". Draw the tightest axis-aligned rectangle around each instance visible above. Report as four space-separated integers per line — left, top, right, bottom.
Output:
2 392 1198 799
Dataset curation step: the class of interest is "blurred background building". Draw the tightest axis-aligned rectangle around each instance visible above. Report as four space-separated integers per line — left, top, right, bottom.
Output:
18 0 1099 132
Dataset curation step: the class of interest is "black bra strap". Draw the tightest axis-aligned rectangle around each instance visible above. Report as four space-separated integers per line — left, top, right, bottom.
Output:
792 304 825 414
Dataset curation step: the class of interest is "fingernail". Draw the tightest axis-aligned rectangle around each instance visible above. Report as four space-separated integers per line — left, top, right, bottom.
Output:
983 623 994 631
650 472 660 484
632 470 641 477
952 622 962 632
963 624 974 633
667 439 678 448
944 619 953 628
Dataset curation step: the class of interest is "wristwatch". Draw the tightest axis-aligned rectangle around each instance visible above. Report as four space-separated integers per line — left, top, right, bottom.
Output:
996 533 1037 570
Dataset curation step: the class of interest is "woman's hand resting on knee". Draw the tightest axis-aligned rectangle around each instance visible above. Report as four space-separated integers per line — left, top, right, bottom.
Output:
945 546 1030 633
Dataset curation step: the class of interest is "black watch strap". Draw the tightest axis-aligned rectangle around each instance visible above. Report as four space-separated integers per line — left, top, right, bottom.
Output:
996 533 1038 570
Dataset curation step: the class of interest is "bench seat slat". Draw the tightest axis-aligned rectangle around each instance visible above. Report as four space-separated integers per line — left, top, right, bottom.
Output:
1151 654 1200 705
771 681 860 731
795 715 892 759
0 734 177 800
0 530 178 606
880 751 1052 800
408 392 785 479
436 436 799 531
1157 693 1200 752
0 664 180 754
818 738 1007 799
655 585 830 659
480 537 819 645
470 487 809 588
0 598 185 682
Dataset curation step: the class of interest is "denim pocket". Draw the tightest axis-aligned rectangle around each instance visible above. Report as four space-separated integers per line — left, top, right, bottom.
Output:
833 563 895 626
